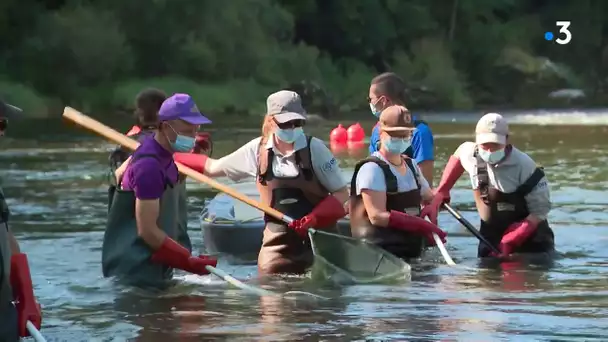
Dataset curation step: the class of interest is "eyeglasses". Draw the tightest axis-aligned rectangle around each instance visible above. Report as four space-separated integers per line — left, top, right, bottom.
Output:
367 96 385 104
274 119 304 130
0 118 7 131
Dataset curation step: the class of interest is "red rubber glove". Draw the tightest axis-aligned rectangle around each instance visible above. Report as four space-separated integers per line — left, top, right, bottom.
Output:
288 196 346 238
126 125 141 137
193 132 212 154
173 152 208 174
151 237 217 275
420 156 464 225
10 253 42 337
388 210 447 246
493 219 538 257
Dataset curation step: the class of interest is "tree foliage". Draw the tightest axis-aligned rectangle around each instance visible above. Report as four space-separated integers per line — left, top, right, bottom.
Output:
0 0 606 117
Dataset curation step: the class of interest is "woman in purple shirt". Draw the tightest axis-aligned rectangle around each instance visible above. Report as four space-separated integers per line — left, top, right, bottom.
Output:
102 93 217 289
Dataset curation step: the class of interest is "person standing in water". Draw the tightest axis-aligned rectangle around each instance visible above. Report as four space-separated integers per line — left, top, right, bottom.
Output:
103 93 217 289
368 73 436 186
422 113 554 257
108 88 168 206
174 90 349 275
350 105 447 259
0 100 42 341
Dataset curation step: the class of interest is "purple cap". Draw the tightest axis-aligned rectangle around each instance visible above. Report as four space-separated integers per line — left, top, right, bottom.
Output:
158 93 212 125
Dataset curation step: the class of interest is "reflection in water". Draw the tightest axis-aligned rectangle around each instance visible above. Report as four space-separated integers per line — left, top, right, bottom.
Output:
1 117 608 340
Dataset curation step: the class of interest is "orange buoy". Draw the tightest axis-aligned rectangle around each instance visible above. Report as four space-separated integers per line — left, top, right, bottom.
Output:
330 124 347 144
347 123 365 142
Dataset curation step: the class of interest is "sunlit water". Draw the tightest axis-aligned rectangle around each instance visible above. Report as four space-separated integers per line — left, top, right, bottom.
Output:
1 109 608 341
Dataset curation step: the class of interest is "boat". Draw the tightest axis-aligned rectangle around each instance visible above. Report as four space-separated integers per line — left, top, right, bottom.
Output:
200 189 352 264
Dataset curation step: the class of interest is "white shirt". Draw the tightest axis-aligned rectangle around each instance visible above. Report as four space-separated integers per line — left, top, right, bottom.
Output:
355 152 430 195
213 133 347 192
454 142 551 220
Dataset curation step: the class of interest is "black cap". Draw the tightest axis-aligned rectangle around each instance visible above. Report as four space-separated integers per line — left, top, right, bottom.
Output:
0 100 23 119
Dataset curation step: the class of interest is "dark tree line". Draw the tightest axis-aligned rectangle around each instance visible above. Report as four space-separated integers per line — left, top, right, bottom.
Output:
0 0 606 118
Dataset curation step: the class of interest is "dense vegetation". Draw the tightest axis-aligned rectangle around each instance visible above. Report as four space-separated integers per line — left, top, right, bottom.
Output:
1 0 607 118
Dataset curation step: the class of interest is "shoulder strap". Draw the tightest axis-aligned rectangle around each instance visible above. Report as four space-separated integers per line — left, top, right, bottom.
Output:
473 146 490 202
294 135 314 181
256 138 272 185
404 158 421 190
350 157 398 195
516 167 546 196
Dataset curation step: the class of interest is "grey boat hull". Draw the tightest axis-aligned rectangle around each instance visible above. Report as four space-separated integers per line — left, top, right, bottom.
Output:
200 192 351 263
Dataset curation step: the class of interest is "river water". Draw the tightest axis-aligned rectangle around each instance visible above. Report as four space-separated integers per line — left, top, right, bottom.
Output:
1 109 608 341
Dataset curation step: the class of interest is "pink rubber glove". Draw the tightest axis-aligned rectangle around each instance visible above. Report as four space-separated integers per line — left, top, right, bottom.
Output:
420 156 464 225
493 219 538 257
288 196 346 238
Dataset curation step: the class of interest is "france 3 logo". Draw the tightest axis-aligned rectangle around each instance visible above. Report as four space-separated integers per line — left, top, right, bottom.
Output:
544 21 572 45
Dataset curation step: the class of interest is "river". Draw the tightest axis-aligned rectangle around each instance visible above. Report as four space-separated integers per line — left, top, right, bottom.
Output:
1 109 607 341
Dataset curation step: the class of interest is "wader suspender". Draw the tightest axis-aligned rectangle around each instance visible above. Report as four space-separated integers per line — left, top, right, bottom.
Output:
257 136 314 186
350 157 420 195
474 146 546 201
473 147 491 204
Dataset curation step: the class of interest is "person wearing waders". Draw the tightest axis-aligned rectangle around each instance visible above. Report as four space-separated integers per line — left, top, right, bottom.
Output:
350 105 447 259
108 88 168 208
367 73 435 187
422 113 555 258
0 100 43 341
110 89 213 254
102 93 218 289
173 90 349 275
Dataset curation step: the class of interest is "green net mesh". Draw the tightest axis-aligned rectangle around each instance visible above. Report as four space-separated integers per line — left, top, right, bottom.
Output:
308 229 411 285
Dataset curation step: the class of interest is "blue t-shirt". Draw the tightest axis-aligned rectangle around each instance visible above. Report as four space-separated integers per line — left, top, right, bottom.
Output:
369 116 434 163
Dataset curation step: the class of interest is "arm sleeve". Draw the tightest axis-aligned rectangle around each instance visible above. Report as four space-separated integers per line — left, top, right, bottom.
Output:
411 125 434 163
132 159 166 200
355 162 387 194
212 137 261 182
369 125 380 154
310 138 348 193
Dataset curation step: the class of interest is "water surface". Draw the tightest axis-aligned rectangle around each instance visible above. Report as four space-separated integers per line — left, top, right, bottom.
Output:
1 110 608 341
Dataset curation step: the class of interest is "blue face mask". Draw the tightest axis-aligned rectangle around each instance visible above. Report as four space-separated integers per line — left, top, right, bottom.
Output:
166 124 196 152
382 137 411 154
275 127 304 143
478 147 505 164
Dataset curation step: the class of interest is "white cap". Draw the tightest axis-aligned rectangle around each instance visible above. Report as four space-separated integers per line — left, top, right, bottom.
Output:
475 113 508 145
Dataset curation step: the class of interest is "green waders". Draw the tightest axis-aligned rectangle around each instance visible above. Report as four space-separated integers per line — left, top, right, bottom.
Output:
0 187 18 341
101 155 183 290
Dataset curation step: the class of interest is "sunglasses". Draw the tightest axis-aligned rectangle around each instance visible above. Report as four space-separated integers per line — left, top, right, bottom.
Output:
0 118 7 131
275 119 304 130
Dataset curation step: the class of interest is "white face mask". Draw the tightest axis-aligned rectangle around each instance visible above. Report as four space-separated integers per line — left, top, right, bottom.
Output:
478 147 505 164
275 127 304 143
369 103 381 117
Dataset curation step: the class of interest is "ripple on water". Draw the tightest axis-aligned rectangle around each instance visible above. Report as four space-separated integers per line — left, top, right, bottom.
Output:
3 122 608 341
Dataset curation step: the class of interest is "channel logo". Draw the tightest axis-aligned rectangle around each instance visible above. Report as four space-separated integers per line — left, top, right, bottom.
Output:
544 21 572 45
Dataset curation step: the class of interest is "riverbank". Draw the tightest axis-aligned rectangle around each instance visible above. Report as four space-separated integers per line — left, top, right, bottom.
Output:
0 76 602 121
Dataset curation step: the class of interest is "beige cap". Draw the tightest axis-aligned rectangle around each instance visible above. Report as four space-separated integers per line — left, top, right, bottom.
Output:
476 113 508 145
379 105 414 133
266 90 307 123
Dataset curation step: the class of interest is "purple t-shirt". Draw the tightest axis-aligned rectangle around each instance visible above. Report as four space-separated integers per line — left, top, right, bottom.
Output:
122 135 178 199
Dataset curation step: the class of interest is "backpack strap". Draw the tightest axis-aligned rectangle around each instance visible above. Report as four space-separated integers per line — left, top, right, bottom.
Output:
350 157 398 195
404 158 421 190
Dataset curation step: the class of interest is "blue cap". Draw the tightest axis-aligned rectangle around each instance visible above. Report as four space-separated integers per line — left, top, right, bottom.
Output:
158 93 211 125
